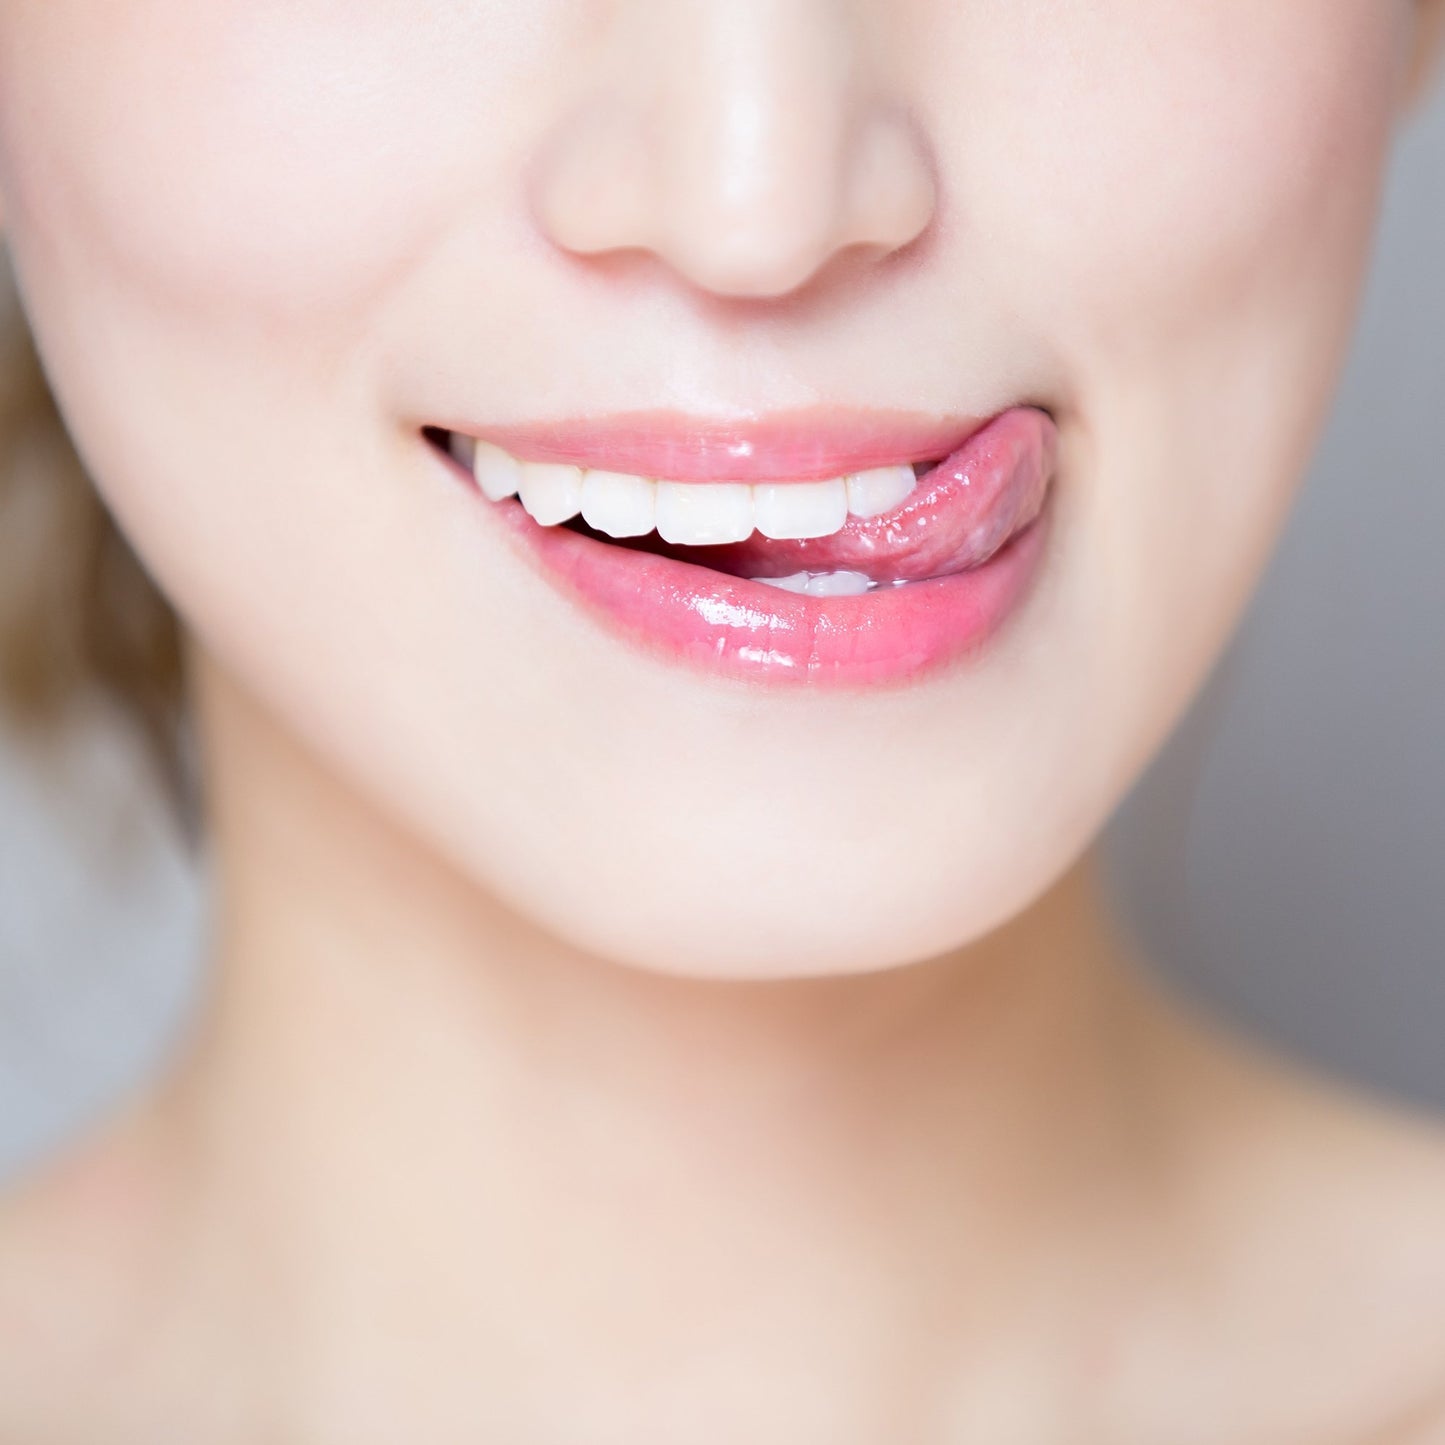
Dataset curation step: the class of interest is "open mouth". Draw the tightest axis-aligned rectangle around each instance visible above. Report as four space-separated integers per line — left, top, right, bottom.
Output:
421 406 1059 686
423 416 1050 596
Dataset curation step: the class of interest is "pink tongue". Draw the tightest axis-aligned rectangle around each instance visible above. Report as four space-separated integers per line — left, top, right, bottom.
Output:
667 405 1056 583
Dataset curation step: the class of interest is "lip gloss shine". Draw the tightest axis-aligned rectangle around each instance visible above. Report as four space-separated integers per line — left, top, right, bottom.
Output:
452 405 1059 688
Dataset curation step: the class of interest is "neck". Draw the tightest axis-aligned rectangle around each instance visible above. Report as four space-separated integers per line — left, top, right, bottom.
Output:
146 646 1168 1432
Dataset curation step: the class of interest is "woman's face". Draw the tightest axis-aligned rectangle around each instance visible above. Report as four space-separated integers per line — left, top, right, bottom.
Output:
0 3 1430 976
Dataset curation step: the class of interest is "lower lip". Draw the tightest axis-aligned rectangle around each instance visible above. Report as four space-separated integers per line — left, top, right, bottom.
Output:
479 431 1057 690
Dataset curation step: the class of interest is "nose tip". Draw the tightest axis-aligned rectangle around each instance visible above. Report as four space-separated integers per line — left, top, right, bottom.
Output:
529 10 937 301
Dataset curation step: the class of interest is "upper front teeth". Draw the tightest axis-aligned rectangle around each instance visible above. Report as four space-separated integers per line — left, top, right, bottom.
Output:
516 462 584 526
581 470 655 538
463 437 917 544
656 480 753 544
752 480 848 541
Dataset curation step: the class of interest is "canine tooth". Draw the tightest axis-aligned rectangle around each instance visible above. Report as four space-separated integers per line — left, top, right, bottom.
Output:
655 481 754 545
846 465 915 519
581 470 656 538
752 479 848 540
517 462 584 525
473 441 523 502
750 572 812 593
804 570 872 597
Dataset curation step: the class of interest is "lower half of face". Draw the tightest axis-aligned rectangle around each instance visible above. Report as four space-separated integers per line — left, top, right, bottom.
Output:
0 0 1414 976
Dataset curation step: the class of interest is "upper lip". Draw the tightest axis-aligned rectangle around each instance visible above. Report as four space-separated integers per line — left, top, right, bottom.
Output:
440 407 1004 482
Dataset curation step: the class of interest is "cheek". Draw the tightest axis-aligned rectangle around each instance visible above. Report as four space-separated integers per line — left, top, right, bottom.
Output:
960 2 1402 350
0 1 545 319
917 2 1406 796
1069 7 1401 560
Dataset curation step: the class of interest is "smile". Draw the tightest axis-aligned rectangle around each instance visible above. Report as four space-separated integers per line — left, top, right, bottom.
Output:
425 406 1059 687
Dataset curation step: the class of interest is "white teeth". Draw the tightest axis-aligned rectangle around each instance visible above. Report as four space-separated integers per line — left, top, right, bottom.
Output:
801 570 873 597
845 465 916 519
749 570 874 597
655 480 754 545
458 435 920 538
473 440 523 502
580 470 656 538
517 462 584 525
752 479 849 540
751 572 812 593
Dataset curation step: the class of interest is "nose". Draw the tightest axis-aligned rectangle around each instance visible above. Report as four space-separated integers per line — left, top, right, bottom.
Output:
529 0 938 300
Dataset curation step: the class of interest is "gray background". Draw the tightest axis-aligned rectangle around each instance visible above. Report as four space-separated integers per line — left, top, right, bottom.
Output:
2 91 1443 1182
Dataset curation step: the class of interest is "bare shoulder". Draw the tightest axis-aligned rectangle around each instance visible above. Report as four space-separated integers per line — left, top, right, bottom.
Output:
1135 990 1445 1439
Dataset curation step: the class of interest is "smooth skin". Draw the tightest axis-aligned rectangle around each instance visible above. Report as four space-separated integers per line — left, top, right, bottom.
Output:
2 2 1445 1440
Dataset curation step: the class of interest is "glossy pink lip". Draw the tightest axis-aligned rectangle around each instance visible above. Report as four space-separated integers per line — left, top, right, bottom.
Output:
445 407 1000 482
438 405 1059 689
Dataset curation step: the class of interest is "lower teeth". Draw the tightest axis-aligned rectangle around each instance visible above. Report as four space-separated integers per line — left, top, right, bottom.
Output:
748 570 905 597
549 508 909 596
